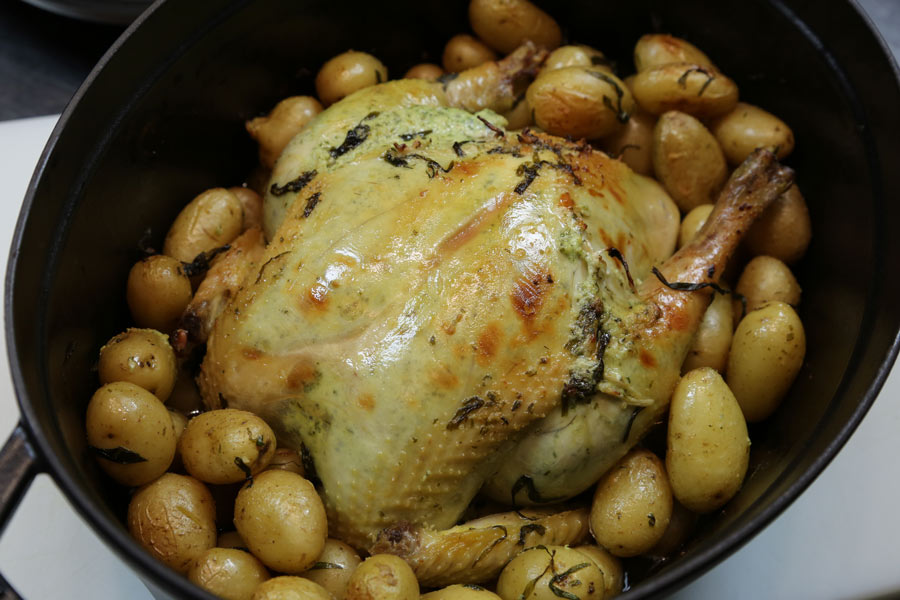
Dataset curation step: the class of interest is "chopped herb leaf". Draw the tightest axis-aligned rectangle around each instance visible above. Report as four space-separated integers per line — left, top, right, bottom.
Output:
473 525 508 565
399 130 432 141
303 192 322 218
234 456 253 484
549 562 591 600
586 70 630 123
622 407 643 443
309 562 344 570
447 396 485 429
677 66 716 96
651 267 730 295
329 123 371 159
181 244 231 277
89 446 147 464
517 523 546 545
270 169 317 197
606 247 635 291
477 115 505 138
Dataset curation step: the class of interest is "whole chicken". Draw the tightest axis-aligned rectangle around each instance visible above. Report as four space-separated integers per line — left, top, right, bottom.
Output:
197 47 793 586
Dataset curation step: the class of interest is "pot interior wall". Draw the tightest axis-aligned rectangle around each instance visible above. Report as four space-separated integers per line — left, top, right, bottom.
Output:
9 0 900 597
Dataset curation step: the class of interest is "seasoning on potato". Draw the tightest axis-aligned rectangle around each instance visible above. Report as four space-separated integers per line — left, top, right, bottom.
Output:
710 101 795 165
315 50 388 107
188 547 270 600
179 408 276 485
496 545 608 600
543 44 613 74
86 381 176 486
443 34 497 73
632 62 739 119
590 449 673 557
345 554 419 600
667 368 750 512
126 254 192 332
468 0 562 54
127 473 216 573
163 187 244 263
734 255 801 312
246 96 323 169
727 301 806 422
571 545 623 600
98 328 177 401
303 539 361 600
234 470 328 573
633 34 716 72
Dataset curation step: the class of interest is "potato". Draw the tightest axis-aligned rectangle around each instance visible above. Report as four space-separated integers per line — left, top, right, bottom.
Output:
710 102 795 165
315 51 388 107
633 34 716 72
600 106 656 176
496 545 607 600
632 62 738 119
229 186 264 231
527 67 635 139
735 255 801 312
252 576 334 600
126 254 192 332
304 539 362 600
127 473 216 573
744 185 811 264
217 530 247 550
266 447 305 477
727 301 806 422
98 328 177 401
345 554 419 600
180 408 277 485
630 174 680 265
86 381 176 486
188 548 270 600
246 96 323 169
501 95 532 130
234 470 327 573
443 34 497 73
646 501 697 558
589 449 672 557
652 111 728 212
163 187 244 263
572 545 623 600
543 44 612 74
404 63 444 81
421 584 503 600
682 290 733 374
167 369 205 415
678 204 714 248
468 0 562 54
667 368 750 512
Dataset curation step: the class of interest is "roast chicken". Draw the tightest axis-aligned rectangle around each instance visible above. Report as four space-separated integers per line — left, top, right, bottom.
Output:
196 47 793 585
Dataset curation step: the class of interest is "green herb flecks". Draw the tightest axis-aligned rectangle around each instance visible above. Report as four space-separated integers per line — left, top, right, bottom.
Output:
549 562 591 600
586 70 630 123
270 169 317 197
89 446 147 464
677 66 716 96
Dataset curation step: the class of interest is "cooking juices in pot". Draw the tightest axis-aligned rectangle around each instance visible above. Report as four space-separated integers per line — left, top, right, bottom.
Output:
82 0 810 597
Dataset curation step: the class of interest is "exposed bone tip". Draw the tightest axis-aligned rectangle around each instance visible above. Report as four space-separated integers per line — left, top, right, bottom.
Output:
371 521 421 557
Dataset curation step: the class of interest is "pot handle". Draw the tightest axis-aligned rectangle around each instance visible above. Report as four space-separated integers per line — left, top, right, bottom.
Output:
0 422 42 600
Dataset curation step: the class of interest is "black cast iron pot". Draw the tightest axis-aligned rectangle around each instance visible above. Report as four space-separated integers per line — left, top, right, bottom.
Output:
2 1 900 598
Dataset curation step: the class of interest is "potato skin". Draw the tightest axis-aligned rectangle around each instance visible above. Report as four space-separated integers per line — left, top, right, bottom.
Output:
468 0 562 54
589 449 673 557
252 576 335 600
404 63 445 81
632 62 738 119
127 473 216 573
86 381 176 486
600 106 656 176
315 51 387 107
678 204 713 248
234 470 328 573
246 96 323 169
710 101 794 165
421 584 503 600
727 302 806 422
667 368 750 512
303 539 361 600
442 34 497 72
633 34 715 72
527 67 635 140
180 408 276 485
744 184 811 264
126 254 193 332
682 290 733 374
98 328 177 401
188 548 270 600
496 545 607 600
652 111 728 212
543 44 612 73
735 255 801 312
571 546 623 600
163 187 244 263
345 554 419 600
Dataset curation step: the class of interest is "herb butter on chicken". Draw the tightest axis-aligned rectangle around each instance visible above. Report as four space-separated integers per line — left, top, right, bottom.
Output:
196 46 793 586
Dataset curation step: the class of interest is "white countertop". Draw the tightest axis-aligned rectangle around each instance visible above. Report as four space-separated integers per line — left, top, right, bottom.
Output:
2 107 900 599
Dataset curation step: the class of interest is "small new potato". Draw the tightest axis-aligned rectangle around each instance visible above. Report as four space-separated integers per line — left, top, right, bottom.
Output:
744 185 811 264
527 67 635 140
600 106 656 176
163 187 244 263
421 584 503 600
266 447 305 476
188 548 270 600
404 63 444 81
126 254 192 332
589 449 672 557
98 328 177 401
469 0 562 54
735 255 801 312
442 34 497 72
502 95 533 130
86 381 176 486
572 546 623 600
652 110 728 212
230 186 264 231
632 62 738 119
345 554 419 600
234 470 327 573
711 102 795 165
682 290 733 374
252 576 334 600
127 473 216 573
543 44 612 73
246 96 323 168
678 204 714 248
667 368 750 512
316 51 388 107
633 34 716 72
727 302 806 422
630 174 680 264
496 545 607 600
303 539 362 600
180 408 276 485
